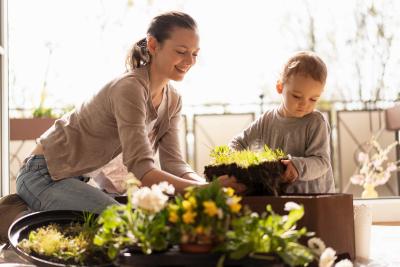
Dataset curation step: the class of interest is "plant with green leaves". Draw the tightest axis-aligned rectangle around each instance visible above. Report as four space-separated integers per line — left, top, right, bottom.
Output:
93 174 174 259
216 202 315 267
167 180 242 247
32 87 57 118
209 145 286 168
18 212 104 265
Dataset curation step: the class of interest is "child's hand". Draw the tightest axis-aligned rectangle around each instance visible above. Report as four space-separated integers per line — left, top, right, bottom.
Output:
280 160 299 183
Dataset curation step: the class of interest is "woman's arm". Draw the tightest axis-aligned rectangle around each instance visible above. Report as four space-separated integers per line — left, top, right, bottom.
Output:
141 168 205 194
142 169 246 194
158 96 194 176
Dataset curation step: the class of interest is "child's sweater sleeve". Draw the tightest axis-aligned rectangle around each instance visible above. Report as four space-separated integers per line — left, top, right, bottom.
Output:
291 116 332 181
229 114 265 151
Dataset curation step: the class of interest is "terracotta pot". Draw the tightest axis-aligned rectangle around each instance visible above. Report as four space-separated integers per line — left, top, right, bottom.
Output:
179 243 214 253
10 118 57 140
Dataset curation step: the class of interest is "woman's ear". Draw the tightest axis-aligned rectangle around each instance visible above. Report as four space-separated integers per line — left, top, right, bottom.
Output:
276 80 283 94
147 35 158 56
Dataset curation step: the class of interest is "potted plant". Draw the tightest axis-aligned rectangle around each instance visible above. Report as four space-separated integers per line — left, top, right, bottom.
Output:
204 145 288 196
350 135 399 198
167 180 242 253
216 202 315 267
15 212 111 266
93 174 174 259
10 87 75 141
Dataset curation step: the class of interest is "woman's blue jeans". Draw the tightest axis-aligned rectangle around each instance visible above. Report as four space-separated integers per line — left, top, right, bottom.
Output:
16 155 119 214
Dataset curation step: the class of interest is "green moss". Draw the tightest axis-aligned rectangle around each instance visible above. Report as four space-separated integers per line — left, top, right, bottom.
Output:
209 145 287 168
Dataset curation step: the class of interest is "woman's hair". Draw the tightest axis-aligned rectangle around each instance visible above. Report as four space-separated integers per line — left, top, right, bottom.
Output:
126 11 197 71
280 51 327 85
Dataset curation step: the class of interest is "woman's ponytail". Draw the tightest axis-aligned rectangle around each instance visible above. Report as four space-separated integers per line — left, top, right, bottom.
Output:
126 38 150 71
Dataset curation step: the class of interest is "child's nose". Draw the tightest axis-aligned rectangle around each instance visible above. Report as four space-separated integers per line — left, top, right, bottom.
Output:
298 99 306 106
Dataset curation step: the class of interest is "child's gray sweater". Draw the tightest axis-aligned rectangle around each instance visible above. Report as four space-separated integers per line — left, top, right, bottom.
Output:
229 108 335 193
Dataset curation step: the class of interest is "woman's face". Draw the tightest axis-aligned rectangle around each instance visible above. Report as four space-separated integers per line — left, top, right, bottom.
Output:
149 27 200 81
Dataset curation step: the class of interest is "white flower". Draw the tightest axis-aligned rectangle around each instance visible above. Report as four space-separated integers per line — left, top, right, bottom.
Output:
357 152 368 163
387 162 397 172
334 259 353 267
372 159 383 169
284 201 301 211
350 174 364 185
351 137 399 188
156 181 175 195
307 237 326 256
319 247 337 267
374 171 390 186
131 184 169 213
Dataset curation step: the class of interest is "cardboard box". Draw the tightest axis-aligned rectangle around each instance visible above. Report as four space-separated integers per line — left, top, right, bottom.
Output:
242 193 355 260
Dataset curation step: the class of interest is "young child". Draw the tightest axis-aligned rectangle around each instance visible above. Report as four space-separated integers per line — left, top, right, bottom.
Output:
229 51 335 193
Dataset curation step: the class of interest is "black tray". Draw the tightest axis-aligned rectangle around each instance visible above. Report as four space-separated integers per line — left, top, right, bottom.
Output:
8 210 112 267
8 210 285 267
117 246 285 267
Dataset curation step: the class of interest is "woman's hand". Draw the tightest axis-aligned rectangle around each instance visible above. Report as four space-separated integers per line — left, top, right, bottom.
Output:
280 159 299 183
216 175 247 194
182 172 207 183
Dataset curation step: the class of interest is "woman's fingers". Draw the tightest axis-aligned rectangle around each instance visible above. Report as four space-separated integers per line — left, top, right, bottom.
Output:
217 175 247 193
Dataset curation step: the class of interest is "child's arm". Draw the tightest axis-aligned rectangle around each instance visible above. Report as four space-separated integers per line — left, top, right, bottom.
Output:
290 116 332 181
229 113 266 150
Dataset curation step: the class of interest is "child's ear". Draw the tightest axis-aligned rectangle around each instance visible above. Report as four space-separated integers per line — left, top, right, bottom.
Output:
276 81 283 94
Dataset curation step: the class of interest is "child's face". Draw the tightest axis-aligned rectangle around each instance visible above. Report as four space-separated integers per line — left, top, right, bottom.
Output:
276 74 324 118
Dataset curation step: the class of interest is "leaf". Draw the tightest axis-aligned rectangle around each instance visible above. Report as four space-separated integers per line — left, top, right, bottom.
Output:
229 243 253 260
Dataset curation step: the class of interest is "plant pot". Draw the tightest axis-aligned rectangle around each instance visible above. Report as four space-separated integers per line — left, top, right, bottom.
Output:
361 184 379 198
179 243 214 254
241 193 355 260
8 210 112 267
10 118 57 140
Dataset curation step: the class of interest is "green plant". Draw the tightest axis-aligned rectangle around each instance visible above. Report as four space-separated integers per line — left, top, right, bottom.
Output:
167 180 242 246
32 87 57 118
216 202 315 267
17 215 103 265
209 145 286 168
93 175 173 259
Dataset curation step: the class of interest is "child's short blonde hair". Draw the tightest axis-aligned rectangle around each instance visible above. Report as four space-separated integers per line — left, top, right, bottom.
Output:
280 51 327 85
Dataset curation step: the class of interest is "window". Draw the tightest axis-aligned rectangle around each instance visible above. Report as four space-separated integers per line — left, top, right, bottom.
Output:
0 0 9 196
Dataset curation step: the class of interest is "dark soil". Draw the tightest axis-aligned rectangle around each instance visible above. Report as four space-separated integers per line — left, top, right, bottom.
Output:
204 161 288 196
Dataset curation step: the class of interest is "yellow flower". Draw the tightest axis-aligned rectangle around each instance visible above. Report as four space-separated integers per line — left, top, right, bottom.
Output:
227 196 242 213
168 203 179 212
195 226 204 235
169 211 179 223
223 187 235 197
188 196 197 208
184 191 191 199
182 210 197 224
203 200 218 217
184 187 194 199
182 200 192 210
229 203 242 213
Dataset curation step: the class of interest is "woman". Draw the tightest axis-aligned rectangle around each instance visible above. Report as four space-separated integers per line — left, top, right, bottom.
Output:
16 11 244 214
